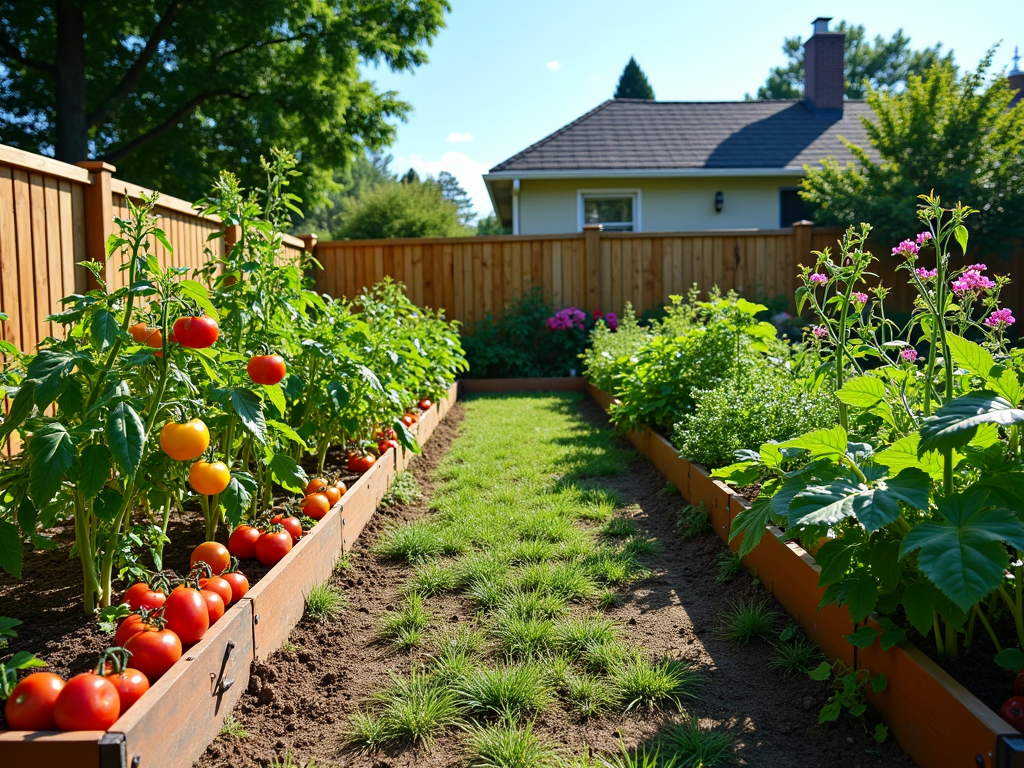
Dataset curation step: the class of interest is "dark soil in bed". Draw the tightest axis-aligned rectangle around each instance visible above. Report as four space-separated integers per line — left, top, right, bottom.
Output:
199 396 917 768
0 434 382 731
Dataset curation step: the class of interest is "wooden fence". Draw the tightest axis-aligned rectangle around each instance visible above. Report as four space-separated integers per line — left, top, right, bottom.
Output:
315 226 1024 324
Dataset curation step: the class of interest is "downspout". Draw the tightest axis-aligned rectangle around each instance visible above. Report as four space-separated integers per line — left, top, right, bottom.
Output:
512 178 521 235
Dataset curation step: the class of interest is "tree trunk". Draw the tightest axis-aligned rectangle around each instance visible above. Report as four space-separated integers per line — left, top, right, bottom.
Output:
54 0 88 163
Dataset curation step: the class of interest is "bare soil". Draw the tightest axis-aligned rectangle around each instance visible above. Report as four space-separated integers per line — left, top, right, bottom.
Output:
199 397 918 768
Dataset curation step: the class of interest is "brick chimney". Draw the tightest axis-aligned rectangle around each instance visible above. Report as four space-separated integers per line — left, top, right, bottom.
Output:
804 17 845 113
1011 46 1023 107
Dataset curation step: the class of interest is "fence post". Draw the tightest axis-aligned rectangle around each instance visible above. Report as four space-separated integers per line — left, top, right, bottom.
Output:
583 224 602 312
77 161 115 292
792 220 813 312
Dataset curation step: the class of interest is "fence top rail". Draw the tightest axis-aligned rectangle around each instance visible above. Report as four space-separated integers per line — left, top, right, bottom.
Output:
111 177 222 223
282 232 306 250
0 144 91 184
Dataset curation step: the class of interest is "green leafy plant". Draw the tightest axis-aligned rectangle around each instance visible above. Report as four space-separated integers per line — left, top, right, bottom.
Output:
809 660 889 742
718 598 781 644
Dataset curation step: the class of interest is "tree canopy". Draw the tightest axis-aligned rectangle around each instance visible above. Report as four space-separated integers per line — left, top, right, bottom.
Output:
750 21 951 100
614 57 655 100
800 53 1024 245
337 177 469 240
0 0 449 206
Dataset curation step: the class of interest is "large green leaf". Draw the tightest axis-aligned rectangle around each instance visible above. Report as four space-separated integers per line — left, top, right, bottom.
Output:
231 387 267 445
900 491 1024 610
178 279 219 320
919 392 1024 455
874 434 948 481
106 402 145 479
89 308 122 353
77 444 111 500
789 468 929 533
393 418 421 455
946 333 996 381
836 377 886 409
0 521 23 579
27 421 75 504
711 461 761 488
325 381 350 413
220 471 258 527
262 383 286 418
268 454 307 494
25 349 77 407
781 426 848 461
729 496 771 557
0 380 36 446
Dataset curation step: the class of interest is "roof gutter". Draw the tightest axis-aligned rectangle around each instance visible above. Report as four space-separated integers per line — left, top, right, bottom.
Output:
485 167 807 181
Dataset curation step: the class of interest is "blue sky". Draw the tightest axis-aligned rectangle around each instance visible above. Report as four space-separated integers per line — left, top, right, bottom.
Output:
362 0 1024 221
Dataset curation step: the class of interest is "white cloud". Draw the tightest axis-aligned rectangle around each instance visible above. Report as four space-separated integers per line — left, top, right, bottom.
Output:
546 60 561 72
396 151 493 219
446 132 473 143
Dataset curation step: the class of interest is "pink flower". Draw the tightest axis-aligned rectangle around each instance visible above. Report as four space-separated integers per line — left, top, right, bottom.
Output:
892 239 920 258
853 292 868 305
901 349 918 363
812 326 828 339
809 273 827 285
985 309 1016 329
951 266 995 297
916 232 932 246
915 267 937 280
605 312 618 331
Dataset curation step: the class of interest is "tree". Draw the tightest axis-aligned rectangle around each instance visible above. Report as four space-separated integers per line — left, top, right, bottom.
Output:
337 178 469 239
436 171 473 225
0 1 449 206
476 212 510 236
800 54 1024 245
749 21 952 100
302 151 394 238
614 57 654 100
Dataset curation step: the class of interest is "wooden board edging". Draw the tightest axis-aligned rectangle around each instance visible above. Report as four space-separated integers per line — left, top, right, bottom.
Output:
584 383 1018 768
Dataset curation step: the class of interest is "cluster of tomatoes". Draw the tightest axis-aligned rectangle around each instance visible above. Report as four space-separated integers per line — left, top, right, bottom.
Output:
1000 673 1024 730
4 542 248 732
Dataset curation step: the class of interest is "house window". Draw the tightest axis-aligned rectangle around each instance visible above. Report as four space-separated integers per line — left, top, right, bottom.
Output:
578 190 641 232
780 188 813 228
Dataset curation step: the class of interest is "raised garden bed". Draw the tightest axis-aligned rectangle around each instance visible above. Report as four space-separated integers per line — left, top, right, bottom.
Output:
0 383 458 768
587 382 1024 768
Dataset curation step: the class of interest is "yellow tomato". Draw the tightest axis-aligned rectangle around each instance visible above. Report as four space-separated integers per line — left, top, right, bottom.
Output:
159 419 210 461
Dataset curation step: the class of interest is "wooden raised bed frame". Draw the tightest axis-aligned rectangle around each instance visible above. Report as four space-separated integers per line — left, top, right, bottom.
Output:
0 382 459 768
587 382 1024 768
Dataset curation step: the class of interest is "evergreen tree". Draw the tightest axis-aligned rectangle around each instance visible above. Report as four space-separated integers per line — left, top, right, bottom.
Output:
614 57 655 100
401 168 421 184
436 171 474 225
748 21 951 100
476 212 510 236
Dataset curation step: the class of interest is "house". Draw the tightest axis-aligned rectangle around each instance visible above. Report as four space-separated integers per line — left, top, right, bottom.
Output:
483 18 875 235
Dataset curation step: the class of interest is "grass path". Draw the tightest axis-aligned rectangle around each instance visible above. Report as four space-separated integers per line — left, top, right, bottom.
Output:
352 393 734 767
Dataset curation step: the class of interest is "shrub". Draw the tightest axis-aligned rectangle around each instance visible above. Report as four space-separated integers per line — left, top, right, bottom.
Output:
672 362 839 468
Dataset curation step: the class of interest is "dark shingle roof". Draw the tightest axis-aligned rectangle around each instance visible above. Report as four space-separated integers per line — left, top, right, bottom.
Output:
489 99 876 173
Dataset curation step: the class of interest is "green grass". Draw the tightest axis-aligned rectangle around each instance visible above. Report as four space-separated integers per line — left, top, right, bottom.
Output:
658 720 737 767
454 662 553 721
304 583 346 623
220 714 248 739
612 655 700 711
769 634 824 675
718 598 781 645
268 752 319 768
373 521 451 562
463 722 561 768
334 553 354 573
403 560 457 597
674 504 711 539
601 517 639 539
383 470 421 506
350 668 459 750
379 593 432 650
715 551 744 583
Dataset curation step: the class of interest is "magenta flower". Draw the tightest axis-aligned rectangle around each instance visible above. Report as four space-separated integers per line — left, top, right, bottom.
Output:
985 309 1016 329
916 232 933 247
901 349 918 363
853 292 868 305
593 309 604 319
951 266 995 297
605 312 618 331
809 273 827 285
915 267 937 280
892 239 920 258
812 326 828 339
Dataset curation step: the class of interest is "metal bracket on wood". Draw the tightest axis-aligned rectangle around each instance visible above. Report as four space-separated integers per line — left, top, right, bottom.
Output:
98 732 127 768
210 639 236 712
997 734 1024 768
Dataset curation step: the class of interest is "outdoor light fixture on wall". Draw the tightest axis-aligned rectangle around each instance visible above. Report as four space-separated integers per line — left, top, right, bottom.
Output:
714 191 724 213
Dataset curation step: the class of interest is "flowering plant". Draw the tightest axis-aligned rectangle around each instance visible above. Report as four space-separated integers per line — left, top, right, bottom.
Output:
544 307 616 374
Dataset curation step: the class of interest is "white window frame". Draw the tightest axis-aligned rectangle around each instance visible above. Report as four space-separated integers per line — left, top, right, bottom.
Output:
577 188 642 232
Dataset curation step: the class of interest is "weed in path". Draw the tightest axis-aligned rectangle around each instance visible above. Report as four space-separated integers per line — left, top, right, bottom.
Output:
658 719 737 767
769 632 824 675
350 668 459 750
715 551 744 583
220 714 248 739
675 504 710 539
304 583 346 623
454 663 553 721
493 614 557 659
403 560 457 597
383 470 420 506
718 598 780 645
612 655 700 711
374 521 449 562
379 593 432 650
601 517 639 539
552 615 620 659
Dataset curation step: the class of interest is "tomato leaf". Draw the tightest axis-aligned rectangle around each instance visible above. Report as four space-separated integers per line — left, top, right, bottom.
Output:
267 419 306 447
25 349 78 408
994 648 1024 671
919 392 1024 455
178 279 219 320
220 471 258 528
89 308 124 353
392 418 421 455
0 521 23 579
268 454 307 494
900 490 1024 610
262 383 286 418
0 616 21 639
808 661 832 681
0 380 36 447
106 402 145 479
27 421 75 504
231 387 267 445
325 381 350 413
77 444 111 500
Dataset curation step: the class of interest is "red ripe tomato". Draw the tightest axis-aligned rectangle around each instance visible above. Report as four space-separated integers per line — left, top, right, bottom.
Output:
324 482 345 506
121 582 166 612
115 613 153 648
347 453 375 474
255 530 292 566
200 589 225 625
302 493 331 520
4 672 65 730
190 541 230 575
221 571 250 603
419 398 432 411
104 668 149 715
198 575 233 607
1015 669 1024 697
1002 696 1024 731
172 316 219 349
401 414 414 427
163 588 209 646
123 627 182 682
247 354 287 385
270 514 302 542
53 674 120 731
378 439 400 455
228 525 261 560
